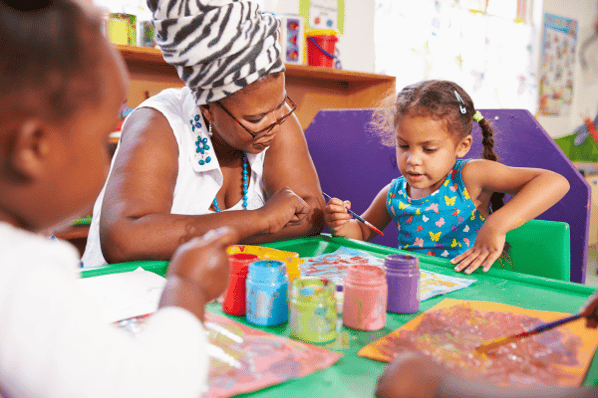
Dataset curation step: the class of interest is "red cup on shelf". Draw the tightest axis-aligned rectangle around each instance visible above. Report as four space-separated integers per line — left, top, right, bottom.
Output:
222 253 260 316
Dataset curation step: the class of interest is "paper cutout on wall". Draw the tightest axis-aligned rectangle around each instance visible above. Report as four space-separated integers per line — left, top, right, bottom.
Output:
358 299 598 387
300 247 475 301
115 312 342 397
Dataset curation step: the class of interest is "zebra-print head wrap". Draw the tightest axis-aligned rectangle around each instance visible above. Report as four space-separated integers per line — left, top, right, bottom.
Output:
147 0 285 105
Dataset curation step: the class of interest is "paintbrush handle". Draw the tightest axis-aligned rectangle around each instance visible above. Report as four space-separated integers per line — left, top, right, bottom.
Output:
526 313 581 335
322 192 384 236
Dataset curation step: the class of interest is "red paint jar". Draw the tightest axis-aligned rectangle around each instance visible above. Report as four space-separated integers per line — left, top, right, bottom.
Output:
342 264 387 331
222 253 259 316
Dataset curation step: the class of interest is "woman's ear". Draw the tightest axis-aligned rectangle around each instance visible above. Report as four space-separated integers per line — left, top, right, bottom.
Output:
456 135 472 158
8 119 51 181
199 104 212 124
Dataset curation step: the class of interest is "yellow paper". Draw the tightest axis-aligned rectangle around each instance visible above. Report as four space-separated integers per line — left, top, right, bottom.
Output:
358 299 598 387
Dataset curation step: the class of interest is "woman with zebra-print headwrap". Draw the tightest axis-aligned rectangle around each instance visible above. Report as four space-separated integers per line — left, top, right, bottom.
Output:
82 0 325 268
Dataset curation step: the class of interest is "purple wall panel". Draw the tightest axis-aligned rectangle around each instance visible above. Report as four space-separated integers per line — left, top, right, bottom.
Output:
305 109 590 283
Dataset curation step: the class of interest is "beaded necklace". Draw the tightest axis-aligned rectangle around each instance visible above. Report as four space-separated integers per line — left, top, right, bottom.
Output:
192 114 248 212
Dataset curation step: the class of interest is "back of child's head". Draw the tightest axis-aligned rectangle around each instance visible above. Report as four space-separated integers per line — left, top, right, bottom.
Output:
0 0 104 123
373 79 504 211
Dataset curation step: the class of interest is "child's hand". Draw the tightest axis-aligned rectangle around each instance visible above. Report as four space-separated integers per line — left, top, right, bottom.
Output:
580 291 598 328
376 353 446 398
450 222 506 274
167 227 239 302
323 197 353 235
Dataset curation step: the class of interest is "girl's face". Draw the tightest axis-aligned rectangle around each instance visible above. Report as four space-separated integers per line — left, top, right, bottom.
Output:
395 115 471 199
204 73 290 154
43 41 127 230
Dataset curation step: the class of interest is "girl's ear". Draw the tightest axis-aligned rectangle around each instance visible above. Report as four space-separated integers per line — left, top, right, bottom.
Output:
456 134 473 158
8 119 51 181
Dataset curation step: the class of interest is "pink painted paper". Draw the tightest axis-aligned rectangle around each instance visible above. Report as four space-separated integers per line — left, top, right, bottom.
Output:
115 312 342 397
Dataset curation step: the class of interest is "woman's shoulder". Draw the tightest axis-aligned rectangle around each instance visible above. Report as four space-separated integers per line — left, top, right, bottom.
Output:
139 87 193 116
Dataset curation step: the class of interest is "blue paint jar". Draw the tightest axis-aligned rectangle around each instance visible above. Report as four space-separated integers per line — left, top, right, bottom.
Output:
245 260 289 326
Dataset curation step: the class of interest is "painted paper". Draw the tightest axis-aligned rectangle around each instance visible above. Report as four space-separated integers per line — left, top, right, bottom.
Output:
539 13 578 116
358 299 598 387
115 312 342 398
300 247 475 301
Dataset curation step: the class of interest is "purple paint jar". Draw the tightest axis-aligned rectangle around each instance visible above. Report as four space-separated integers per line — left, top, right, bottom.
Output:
385 254 420 314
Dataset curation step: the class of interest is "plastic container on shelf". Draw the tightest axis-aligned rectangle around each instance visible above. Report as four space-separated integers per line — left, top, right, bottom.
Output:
306 29 338 68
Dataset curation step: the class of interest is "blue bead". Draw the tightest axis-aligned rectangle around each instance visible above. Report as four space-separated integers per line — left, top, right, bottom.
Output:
196 147 200 153
202 138 208 144
199 160 205 165
195 115 200 121
195 140 199 146
192 126 195 132
199 148 205 154
190 120 193 124
195 122 201 128
206 156 211 163
204 145 210 150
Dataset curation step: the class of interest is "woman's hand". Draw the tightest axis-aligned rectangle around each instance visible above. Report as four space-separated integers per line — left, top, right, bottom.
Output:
580 290 598 329
323 197 353 235
451 219 506 274
257 187 310 234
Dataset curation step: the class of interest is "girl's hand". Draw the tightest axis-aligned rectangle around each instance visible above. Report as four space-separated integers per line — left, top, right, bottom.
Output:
376 353 446 398
323 197 353 235
450 222 506 274
580 290 598 328
258 187 310 234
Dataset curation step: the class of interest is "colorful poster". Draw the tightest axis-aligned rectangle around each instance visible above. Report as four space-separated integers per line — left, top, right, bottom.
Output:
358 299 598 387
300 247 475 301
116 312 342 398
539 13 578 116
299 0 345 34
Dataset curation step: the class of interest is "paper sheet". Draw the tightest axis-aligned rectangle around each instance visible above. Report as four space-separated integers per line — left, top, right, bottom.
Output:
78 267 166 323
300 247 475 301
358 299 598 387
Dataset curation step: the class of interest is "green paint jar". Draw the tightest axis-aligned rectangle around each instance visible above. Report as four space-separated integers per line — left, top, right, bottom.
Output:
289 278 337 343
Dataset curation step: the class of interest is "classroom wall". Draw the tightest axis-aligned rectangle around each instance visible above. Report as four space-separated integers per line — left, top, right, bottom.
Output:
538 0 598 138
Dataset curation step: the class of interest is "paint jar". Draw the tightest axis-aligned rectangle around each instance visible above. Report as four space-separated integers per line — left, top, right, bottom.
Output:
342 265 387 331
222 253 260 316
385 254 421 314
246 260 289 327
289 278 337 343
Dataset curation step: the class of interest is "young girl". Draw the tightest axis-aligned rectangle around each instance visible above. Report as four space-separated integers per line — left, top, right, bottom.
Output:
324 80 570 275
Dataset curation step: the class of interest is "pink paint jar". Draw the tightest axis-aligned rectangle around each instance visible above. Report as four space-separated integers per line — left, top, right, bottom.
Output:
222 253 259 316
342 264 387 331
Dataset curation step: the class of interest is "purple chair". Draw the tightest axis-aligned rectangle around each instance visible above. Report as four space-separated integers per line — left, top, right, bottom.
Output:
305 109 590 283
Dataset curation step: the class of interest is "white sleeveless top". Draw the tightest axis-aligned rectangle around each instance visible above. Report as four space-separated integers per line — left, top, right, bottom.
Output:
82 87 268 268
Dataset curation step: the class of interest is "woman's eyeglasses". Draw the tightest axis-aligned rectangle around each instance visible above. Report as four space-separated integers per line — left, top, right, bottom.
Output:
214 96 297 140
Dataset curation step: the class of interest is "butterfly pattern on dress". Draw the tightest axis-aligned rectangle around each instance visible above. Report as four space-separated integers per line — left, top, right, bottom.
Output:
386 159 486 258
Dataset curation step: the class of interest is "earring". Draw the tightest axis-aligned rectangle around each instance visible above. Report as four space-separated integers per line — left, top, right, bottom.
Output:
208 123 213 136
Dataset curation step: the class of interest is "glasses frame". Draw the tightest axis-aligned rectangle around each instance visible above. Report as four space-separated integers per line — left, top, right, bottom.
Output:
214 95 297 140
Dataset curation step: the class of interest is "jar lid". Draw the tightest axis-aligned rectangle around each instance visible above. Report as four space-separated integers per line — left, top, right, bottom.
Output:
306 29 338 37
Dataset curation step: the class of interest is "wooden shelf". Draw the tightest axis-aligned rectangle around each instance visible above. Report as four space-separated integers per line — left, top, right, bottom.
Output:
116 45 396 129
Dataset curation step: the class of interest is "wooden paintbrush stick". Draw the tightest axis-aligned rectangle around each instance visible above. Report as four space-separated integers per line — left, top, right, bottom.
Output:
322 192 384 236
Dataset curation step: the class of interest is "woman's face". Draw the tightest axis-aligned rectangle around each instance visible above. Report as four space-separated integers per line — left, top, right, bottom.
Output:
206 73 290 154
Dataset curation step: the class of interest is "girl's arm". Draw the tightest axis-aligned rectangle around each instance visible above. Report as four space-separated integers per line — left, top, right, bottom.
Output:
325 184 392 242
99 108 308 264
452 159 570 274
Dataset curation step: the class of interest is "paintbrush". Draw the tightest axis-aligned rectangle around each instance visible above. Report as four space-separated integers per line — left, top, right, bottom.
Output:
322 192 384 236
475 313 582 354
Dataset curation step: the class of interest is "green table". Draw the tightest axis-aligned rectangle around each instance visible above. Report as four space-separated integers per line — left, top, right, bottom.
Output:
81 234 598 397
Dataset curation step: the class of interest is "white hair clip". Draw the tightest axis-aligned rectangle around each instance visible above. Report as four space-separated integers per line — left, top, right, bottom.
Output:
454 90 467 114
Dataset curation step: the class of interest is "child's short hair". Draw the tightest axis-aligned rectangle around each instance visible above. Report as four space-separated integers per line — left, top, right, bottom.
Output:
0 0 104 121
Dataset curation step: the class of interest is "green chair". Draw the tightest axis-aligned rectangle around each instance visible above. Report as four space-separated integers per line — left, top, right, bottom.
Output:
501 219 570 282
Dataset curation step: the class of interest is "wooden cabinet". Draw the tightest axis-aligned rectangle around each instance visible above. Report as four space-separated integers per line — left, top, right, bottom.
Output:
117 45 396 129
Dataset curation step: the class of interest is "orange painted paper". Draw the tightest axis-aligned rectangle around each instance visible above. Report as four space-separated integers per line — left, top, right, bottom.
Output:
358 299 598 387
